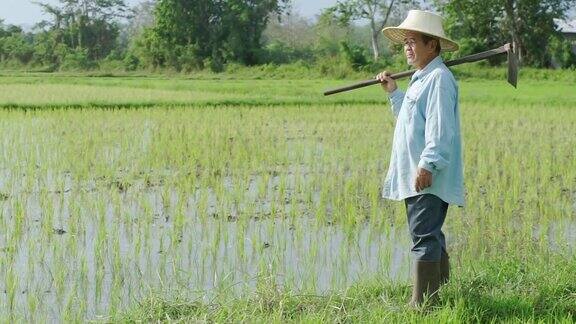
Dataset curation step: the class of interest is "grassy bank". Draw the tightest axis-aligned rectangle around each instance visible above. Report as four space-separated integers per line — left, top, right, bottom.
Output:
118 254 576 323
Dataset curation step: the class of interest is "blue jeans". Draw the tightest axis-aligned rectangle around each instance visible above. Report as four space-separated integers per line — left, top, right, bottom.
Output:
404 193 449 261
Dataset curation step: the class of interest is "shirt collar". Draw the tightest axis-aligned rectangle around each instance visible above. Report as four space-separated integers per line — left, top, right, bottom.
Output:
411 55 443 83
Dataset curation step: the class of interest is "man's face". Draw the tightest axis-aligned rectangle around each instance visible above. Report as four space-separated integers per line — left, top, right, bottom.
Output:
404 31 436 69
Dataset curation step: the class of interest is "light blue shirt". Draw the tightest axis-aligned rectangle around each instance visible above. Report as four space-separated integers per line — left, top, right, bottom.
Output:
382 56 465 206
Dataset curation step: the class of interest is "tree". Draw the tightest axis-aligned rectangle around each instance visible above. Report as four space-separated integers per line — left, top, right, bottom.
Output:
502 0 572 66
264 9 316 50
0 22 34 64
439 0 574 67
322 0 416 60
124 0 156 40
262 10 317 63
35 0 129 61
224 0 291 65
144 0 290 71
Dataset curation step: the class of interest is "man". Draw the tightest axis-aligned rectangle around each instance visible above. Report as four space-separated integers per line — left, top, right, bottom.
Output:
376 10 464 307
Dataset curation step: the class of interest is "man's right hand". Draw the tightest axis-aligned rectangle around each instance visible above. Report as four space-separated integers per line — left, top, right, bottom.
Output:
376 71 397 93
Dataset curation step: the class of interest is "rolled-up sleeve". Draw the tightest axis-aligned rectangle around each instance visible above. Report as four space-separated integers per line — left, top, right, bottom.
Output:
418 73 457 174
388 89 405 119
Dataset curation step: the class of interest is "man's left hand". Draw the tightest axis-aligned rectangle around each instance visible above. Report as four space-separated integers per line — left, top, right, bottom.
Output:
415 168 432 192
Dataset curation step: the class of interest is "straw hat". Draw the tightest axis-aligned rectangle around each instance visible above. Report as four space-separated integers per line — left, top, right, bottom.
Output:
382 10 459 52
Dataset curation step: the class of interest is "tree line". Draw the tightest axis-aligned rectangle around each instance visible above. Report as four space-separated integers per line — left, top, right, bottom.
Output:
0 0 574 72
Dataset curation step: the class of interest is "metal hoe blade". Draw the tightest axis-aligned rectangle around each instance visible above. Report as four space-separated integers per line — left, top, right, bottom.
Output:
507 43 519 88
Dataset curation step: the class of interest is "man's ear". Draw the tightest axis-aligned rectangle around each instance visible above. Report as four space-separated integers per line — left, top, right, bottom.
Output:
430 39 439 54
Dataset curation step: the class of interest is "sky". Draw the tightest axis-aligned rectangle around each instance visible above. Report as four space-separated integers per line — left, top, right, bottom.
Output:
0 0 339 26
2 1 574 28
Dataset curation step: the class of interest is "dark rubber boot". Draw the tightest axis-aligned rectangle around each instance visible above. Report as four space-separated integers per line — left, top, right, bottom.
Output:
409 261 441 308
440 250 450 285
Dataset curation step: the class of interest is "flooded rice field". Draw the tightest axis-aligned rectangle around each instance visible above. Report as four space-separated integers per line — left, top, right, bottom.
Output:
0 78 575 321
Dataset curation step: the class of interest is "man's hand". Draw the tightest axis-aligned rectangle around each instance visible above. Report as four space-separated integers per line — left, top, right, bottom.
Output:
376 71 397 93
414 167 432 192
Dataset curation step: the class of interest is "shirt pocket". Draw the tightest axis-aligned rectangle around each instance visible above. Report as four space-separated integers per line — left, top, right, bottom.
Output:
404 94 418 123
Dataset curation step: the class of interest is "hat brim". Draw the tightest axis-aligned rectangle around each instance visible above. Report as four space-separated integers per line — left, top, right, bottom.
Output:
382 27 459 52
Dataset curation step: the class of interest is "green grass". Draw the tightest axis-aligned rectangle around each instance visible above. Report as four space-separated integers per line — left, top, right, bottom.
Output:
118 254 576 323
0 72 574 322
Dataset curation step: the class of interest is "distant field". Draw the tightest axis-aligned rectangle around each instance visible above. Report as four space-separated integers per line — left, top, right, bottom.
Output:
1 72 575 107
0 74 574 322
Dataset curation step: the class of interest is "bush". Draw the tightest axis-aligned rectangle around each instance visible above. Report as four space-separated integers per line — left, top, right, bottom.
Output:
0 34 34 65
205 53 225 73
443 38 506 66
179 44 204 72
98 58 125 72
549 36 576 68
123 53 140 71
339 41 369 71
59 48 95 71
261 41 315 65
